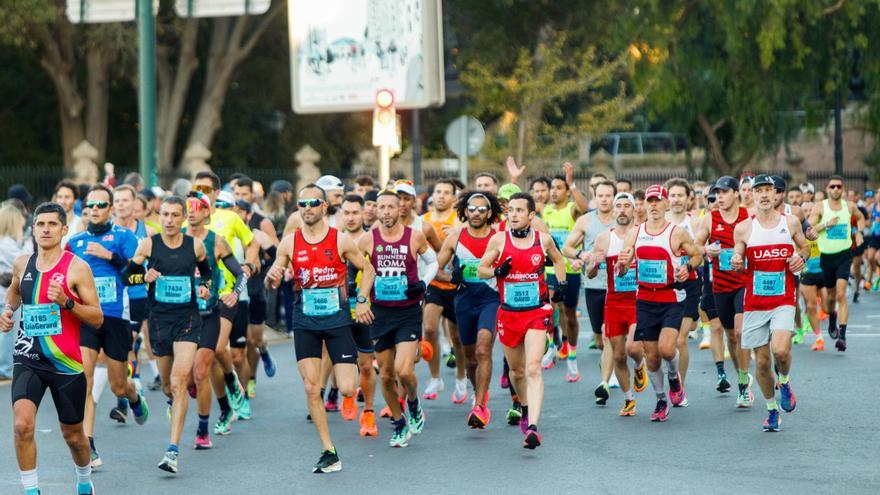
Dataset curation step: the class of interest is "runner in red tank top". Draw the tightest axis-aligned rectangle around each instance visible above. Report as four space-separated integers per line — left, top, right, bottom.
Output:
694 175 754 408
731 175 809 432
1 202 103 495
618 185 702 422
580 192 647 417
477 192 567 450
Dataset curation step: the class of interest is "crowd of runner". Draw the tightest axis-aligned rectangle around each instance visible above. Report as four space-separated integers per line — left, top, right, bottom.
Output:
0 162 877 492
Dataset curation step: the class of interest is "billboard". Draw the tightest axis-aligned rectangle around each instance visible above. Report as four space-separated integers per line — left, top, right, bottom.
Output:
288 0 445 113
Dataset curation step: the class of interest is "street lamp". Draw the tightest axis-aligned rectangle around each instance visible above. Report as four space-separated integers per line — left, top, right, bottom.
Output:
373 89 397 186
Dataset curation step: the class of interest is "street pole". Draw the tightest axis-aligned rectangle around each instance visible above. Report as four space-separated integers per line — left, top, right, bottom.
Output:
138 0 157 187
412 109 422 187
379 145 390 187
834 86 843 176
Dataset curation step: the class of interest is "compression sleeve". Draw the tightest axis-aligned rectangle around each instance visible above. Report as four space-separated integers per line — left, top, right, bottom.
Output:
110 253 128 270
220 253 247 296
121 260 145 286
419 247 439 285
196 257 213 286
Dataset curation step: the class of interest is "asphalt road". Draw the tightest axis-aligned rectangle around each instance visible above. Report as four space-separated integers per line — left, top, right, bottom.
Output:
1 289 878 495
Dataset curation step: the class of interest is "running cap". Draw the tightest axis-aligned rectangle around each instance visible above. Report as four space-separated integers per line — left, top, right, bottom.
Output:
364 190 379 202
497 183 522 200
315 175 344 192
613 192 636 207
216 191 235 207
752 174 775 189
713 176 739 192
770 175 786 192
799 182 815 194
644 185 668 200
394 179 416 197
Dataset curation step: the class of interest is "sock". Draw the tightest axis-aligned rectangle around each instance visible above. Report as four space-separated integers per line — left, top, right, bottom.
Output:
167 444 179 453
117 396 129 411
320 387 326 400
258 346 268 357
766 399 778 411
149 360 159 378
839 324 847 339
624 389 634 401
715 361 725 375
407 398 419 415
328 387 339 401
521 405 529 418
829 311 837 330
75 463 91 487
223 372 238 394
527 424 537 432
737 369 749 386
649 367 666 400
218 395 231 414
130 395 142 415
20 468 38 492
568 345 577 359
198 414 209 435
88 436 95 451
666 349 680 379
92 366 108 404
392 417 406 428
778 373 790 385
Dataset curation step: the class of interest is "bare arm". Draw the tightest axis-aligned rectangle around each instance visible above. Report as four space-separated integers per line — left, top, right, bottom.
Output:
563 162 589 215
422 221 443 252
356 232 375 298
130 236 153 265
282 211 302 237
260 217 280 245
67 259 104 328
477 233 504 279
730 221 750 271
693 213 712 256
561 216 587 260
585 231 610 279
435 228 460 273
789 215 810 261
264 234 293 289
615 227 638 274
340 232 375 324
542 232 567 283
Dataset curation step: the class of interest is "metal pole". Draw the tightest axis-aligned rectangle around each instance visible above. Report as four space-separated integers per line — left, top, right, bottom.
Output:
138 0 157 187
834 87 843 176
459 118 468 185
412 109 422 187
379 145 390 187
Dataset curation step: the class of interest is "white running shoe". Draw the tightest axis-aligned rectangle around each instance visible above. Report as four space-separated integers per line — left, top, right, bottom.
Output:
422 377 444 400
451 378 468 404
608 371 620 389
565 358 580 383
541 344 557 370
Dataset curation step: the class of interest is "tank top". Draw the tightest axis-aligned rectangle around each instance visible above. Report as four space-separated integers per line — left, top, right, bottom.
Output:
370 226 420 307
496 230 549 312
14 251 83 374
744 214 797 311
635 222 683 303
582 211 615 290
148 234 198 317
817 199 852 254
291 227 352 330
605 228 637 308
453 228 498 311
424 210 457 290
186 229 221 314
709 207 749 293
543 202 578 275
672 214 698 281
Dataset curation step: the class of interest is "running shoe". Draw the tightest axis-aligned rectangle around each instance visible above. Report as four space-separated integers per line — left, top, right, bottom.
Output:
699 333 711 350
451 379 468 404
519 412 530 435
558 341 570 360
762 409 781 432
341 395 358 421
633 362 647 393
736 374 754 408
565 358 580 383
324 395 340 412
261 349 277 377
619 399 636 417
445 350 457 369
408 400 425 435
853 292 860 303
780 382 797 412
594 383 610 406
76 481 95 494
90 447 103 469
467 405 491 429
109 402 129 424
792 329 804 345
237 396 253 420
812 338 825 351
194 432 213 450
506 403 523 425
379 406 392 418
132 393 150 425
500 374 510 389
587 338 597 349
828 320 839 339
523 427 541 449
609 371 620 389
214 410 235 435
187 384 197 399
669 373 685 407
357 387 364 403
228 382 246 412
835 338 847 352
247 379 256 399
157 449 179 474
541 344 557 370
148 375 162 391
389 422 411 448
422 377 444 400
650 399 669 422
359 410 378 437
313 448 341 473
716 372 731 393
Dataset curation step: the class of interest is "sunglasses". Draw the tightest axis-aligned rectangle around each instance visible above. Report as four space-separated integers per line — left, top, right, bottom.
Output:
467 205 489 213
193 184 214 194
707 197 717 204
298 198 324 208
828 184 843 190
86 201 110 209
186 198 207 211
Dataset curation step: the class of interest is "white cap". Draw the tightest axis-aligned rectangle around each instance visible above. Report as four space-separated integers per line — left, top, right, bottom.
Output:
394 181 417 197
216 191 235 207
315 175 344 192
150 186 165 198
614 192 636 207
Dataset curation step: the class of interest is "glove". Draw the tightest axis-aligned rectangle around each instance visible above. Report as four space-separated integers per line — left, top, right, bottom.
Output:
551 280 567 303
404 280 426 299
450 265 464 285
494 257 513 278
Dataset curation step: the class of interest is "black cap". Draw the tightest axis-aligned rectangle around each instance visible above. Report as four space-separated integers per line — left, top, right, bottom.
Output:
234 199 251 212
752 174 775 189
713 176 739 192
7 184 32 208
364 190 379 202
140 188 156 201
770 175 785 192
270 180 293 193
707 189 717 202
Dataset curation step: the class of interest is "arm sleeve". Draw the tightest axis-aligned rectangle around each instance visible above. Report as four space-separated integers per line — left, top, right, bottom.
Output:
220 254 247 295
196 258 213 286
418 247 439 285
121 260 146 286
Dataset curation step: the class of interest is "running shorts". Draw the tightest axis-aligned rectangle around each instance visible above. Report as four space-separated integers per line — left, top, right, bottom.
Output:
351 323 373 354
12 365 86 425
741 306 795 349
700 270 718 321
293 326 358 364
128 297 149 333
820 249 853 289
455 301 499 347
248 293 267 325
713 287 744 331
635 300 683 342
230 301 249 349
496 304 553 348
604 303 636 338
370 304 423 353
425 285 457 323
799 272 824 288
682 277 701 321
584 288 607 335
198 308 221 351
546 273 582 309
148 311 201 357
80 316 133 362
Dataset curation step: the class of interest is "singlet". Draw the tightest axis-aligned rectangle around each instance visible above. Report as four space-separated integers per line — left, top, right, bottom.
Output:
147 234 198 317
202 208 253 296
581 211 615 290
452 228 498 311
120 219 149 300
672 214 698 281
605 228 637 308
496 230 549 312
370 226 420 307
744 214 797 311
291 227 351 330
635 222 683 304
709 207 750 293
247 212 269 297
14 251 83 374
66 224 138 319
185 229 222 314
542 202 578 275
817 199 852 254
424 210 456 290
783 203 793 216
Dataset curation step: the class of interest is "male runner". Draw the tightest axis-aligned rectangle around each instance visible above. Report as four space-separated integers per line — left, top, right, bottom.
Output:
265 184 374 472
282 174 346 234
866 189 880 290
67 184 149 468
437 191 503 428
542 164 588 382
731 175 809 431
808 175 865 352
579 192 647 416
475 172 500 194
363 190 379 228
697 189 731 392
799 226 826 351
2 202 103 495
694 176 754 407
53 180 83 245
739 175 755 209
617 185 702 422
478 192 567 449
357 190 437 448
124 196 212 473
529 177 551 213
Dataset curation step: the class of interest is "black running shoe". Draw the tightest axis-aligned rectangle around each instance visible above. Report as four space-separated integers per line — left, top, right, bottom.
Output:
313 449 341 473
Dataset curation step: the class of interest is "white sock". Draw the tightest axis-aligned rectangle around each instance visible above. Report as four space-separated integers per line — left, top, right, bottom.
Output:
92 366 109 404
20 468 38 491
75 463 91 486
649 367 666 400
624 389 634 401
666 350 680 379
149 360 159 379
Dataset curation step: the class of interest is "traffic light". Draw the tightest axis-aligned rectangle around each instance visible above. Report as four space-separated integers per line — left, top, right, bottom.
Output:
373 89 397 147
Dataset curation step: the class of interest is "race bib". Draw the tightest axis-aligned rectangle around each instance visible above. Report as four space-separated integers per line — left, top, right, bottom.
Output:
718 248 735 271
638 259 667 285
302 287 340 316
613 269 637 292
375 275 407 301
753 271 785 296
550 230 569 249
22 304 62 337
460 258 483 283
155 276 191 304
503 281 540 308
95 276 117 303
826 224 848 240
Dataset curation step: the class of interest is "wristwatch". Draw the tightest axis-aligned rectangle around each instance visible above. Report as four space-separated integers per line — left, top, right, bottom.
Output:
356 296 368 304
64 299 75 311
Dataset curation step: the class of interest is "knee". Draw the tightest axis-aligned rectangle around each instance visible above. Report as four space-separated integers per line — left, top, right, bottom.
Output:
396 367 414 384
170 374 188 396
659 346 676 362
755 353 771 370
13 416 34 441
525 361 542 380
379 373 397 390
60 426 84 446
475 345 491 364
338 381 356 397
358 363 374 379
508 366 525 382
109 376 127 397
613 351 627 368
231 352 244 368
302 379 322 399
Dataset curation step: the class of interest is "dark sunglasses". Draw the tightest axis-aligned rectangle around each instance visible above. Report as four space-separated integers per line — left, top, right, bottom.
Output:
828 184 843 190
707 197 717 204
86 201 110 209
467 205 489 213
298 198 324 208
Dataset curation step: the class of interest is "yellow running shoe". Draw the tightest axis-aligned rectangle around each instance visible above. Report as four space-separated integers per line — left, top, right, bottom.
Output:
619 399 636 416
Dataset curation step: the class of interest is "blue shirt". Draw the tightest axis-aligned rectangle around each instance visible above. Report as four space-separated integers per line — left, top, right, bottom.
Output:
119 220 149 300
67 225 138 319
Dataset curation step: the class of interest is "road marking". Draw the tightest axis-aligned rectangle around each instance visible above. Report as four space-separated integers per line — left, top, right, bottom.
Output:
866 315 880 319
